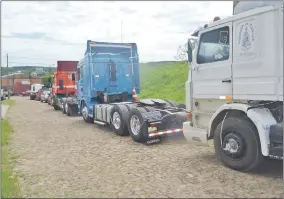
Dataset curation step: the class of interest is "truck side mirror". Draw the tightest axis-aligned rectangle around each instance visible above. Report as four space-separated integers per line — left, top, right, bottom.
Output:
71 73 76 82
187 40 193 63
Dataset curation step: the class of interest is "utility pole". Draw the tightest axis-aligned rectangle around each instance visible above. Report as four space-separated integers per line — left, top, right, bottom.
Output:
6 53 10 99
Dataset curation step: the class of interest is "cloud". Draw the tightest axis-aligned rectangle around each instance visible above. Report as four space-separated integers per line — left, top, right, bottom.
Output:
4 32 46 39
1 1 233 66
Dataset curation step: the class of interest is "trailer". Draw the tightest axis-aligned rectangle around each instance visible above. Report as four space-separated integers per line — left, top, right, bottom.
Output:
51 61 78 111
76 40 188 144
182 1 283 171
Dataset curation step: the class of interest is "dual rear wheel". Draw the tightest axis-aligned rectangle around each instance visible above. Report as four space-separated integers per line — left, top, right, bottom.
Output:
111 101 180 143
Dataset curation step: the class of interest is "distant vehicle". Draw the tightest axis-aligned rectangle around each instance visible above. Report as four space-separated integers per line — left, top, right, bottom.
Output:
3 90 8 97
51 61 78 111
30 84 44 100
22 90 31 96
40 90 51 103
1 89 6 101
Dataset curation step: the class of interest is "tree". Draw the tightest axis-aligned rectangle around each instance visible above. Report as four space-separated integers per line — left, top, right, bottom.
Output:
42 73 54 88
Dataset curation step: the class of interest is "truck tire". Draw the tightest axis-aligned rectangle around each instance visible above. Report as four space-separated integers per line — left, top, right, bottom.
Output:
111 105 130 136
54 105 61 110
66 103 71 116
62 101 66 114
128 107 149 143
81 102 93 123
213 115 263 172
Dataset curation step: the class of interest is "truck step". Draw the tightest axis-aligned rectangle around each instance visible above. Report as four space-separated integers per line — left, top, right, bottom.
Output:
94 120 107 126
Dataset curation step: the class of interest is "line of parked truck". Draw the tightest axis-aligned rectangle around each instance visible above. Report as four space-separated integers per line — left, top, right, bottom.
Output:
26 1 283 173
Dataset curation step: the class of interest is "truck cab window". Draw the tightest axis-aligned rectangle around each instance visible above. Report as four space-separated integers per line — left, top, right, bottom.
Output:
109 61 117 81
59 80 64 89
77 68 80 80
197 26 230 64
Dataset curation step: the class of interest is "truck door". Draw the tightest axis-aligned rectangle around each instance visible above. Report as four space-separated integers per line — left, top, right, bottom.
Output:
192 22 233 100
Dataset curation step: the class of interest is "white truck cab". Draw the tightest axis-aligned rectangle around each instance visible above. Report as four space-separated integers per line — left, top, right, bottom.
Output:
30 84 44 100
183 2 283 171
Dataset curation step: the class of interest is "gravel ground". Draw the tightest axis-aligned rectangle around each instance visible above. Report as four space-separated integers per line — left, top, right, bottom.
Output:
7 96 283 198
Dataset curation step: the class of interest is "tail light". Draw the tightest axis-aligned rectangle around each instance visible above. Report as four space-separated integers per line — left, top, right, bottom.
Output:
186 112 193 122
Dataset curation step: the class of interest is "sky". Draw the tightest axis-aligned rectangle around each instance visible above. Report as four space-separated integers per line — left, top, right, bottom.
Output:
1 1 233 67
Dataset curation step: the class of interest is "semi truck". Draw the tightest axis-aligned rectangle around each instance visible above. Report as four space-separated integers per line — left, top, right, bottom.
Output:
182 1 283 171
1 89 6 101
77 40 188 144
59 72 79 116
51 61 78 110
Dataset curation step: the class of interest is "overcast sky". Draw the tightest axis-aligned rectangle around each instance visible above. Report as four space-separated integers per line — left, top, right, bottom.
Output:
1 1 233 67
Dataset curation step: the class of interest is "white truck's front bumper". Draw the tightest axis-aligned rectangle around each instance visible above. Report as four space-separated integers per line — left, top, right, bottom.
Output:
182 122 209 146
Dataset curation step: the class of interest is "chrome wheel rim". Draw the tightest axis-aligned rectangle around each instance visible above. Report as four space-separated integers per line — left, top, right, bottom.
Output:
82 106 88 119
65 103 68 113
112 112 121 130
130 115 141 135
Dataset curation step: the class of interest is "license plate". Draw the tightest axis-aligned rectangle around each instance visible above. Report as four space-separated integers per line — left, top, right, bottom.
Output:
148 127 157 132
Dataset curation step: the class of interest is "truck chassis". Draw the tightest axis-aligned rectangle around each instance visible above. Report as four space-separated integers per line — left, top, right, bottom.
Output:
60 95 79 116
80 99 188 145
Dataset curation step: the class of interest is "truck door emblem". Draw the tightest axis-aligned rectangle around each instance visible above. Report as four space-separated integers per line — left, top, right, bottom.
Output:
238 23 255 51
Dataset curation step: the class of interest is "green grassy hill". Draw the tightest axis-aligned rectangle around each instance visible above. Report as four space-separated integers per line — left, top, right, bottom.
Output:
139 62 188 104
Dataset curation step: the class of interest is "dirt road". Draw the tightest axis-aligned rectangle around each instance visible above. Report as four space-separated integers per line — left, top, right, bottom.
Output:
7 97 283 198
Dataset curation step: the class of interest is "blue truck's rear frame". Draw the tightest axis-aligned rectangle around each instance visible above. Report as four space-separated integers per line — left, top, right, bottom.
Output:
74 40 188 145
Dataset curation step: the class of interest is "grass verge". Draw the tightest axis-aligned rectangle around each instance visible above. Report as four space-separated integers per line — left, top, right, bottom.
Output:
1 99 21 198
1 99 16 106
140 62 188 104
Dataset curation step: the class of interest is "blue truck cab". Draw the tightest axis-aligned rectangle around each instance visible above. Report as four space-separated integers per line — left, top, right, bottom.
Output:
77 40 140 123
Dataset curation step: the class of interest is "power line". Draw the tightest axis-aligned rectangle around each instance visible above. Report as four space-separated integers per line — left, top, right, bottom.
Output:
6 56 58 60
7 61 54 65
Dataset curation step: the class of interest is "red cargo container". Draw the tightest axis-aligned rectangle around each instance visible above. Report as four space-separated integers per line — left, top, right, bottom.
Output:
14 82 30 95
57 61 78 72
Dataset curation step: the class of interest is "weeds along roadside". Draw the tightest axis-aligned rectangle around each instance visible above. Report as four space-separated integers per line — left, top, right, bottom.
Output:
1 99 21 198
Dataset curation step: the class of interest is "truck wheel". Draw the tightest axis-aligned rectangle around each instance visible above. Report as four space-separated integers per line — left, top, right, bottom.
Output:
66 103 71 116
128 107 149 143
81 102 93 123
111 105 129 136
214 115 263 172
54 105 60 110
62 102 66 114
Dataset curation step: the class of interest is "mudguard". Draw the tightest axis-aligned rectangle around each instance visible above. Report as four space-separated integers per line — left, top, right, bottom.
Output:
208 103 277 156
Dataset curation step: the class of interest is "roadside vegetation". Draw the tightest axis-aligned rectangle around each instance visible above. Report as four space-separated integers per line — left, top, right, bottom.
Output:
1 99 16 106
1 99 21 198
139 61 188 104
